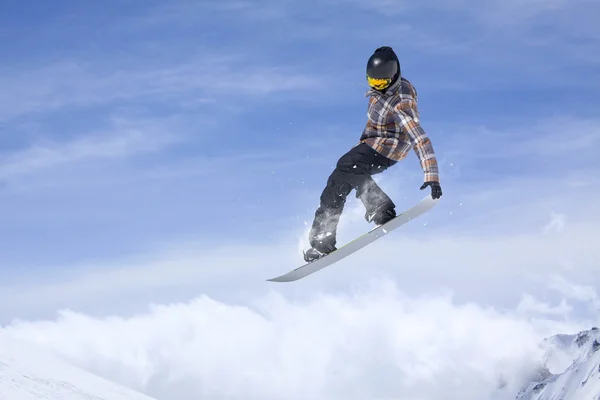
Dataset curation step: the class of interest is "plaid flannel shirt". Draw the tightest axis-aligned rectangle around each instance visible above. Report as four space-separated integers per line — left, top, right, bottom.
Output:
359 77 439 183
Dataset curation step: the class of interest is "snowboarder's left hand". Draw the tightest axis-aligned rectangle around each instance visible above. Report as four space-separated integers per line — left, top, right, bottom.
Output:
420 181 442 199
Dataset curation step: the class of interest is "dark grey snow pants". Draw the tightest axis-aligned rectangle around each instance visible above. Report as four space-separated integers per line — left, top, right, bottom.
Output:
309 142 397 249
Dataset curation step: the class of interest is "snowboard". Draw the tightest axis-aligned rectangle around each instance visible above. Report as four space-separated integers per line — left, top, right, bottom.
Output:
267 194 439 282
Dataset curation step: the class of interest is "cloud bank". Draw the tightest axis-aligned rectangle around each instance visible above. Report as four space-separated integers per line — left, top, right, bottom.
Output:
6 278 595 400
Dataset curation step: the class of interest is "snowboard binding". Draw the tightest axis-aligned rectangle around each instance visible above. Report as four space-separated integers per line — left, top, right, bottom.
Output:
303 247 333 263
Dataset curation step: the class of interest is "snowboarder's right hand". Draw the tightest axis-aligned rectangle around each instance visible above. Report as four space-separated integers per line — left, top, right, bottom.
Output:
420 181 442 199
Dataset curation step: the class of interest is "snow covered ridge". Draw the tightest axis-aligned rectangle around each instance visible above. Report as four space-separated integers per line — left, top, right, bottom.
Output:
517 327 600 400
0 332 156 400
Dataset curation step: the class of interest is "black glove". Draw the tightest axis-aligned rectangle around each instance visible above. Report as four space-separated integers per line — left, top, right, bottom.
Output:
420 181 442 199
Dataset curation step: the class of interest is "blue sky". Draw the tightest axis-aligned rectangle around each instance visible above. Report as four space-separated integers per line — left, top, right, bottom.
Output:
1 0 599 305
1 0 598 270
1 1 600 398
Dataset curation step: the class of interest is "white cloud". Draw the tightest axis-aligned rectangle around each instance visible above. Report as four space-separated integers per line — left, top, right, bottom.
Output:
440 116 600 164
362 0 600 86
548 276 600 311
517 294 572 317
4 279 593 400
0 119 178 180
0 57 322 122
543 213 565 234
501 117 600 158
397 0 590 29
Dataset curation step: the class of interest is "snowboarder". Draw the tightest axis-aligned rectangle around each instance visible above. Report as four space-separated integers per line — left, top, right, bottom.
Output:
304 46 442 262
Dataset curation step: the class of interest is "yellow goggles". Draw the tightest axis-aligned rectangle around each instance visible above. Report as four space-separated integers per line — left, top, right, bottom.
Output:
367 75 391 90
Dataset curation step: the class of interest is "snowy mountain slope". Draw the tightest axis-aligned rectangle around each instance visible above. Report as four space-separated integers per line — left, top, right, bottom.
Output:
517 327 600 400
0 332 156 400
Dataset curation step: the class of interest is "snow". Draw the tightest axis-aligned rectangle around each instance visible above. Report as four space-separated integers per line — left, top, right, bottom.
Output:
0 332 156 400
518 327 600 400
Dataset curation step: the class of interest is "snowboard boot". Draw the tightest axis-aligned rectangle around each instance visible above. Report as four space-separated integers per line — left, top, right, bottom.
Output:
365 204 396 226
303 247 332 262
304 231 337 262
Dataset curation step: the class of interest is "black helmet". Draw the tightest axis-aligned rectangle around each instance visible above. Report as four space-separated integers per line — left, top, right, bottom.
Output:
366 46 400 91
